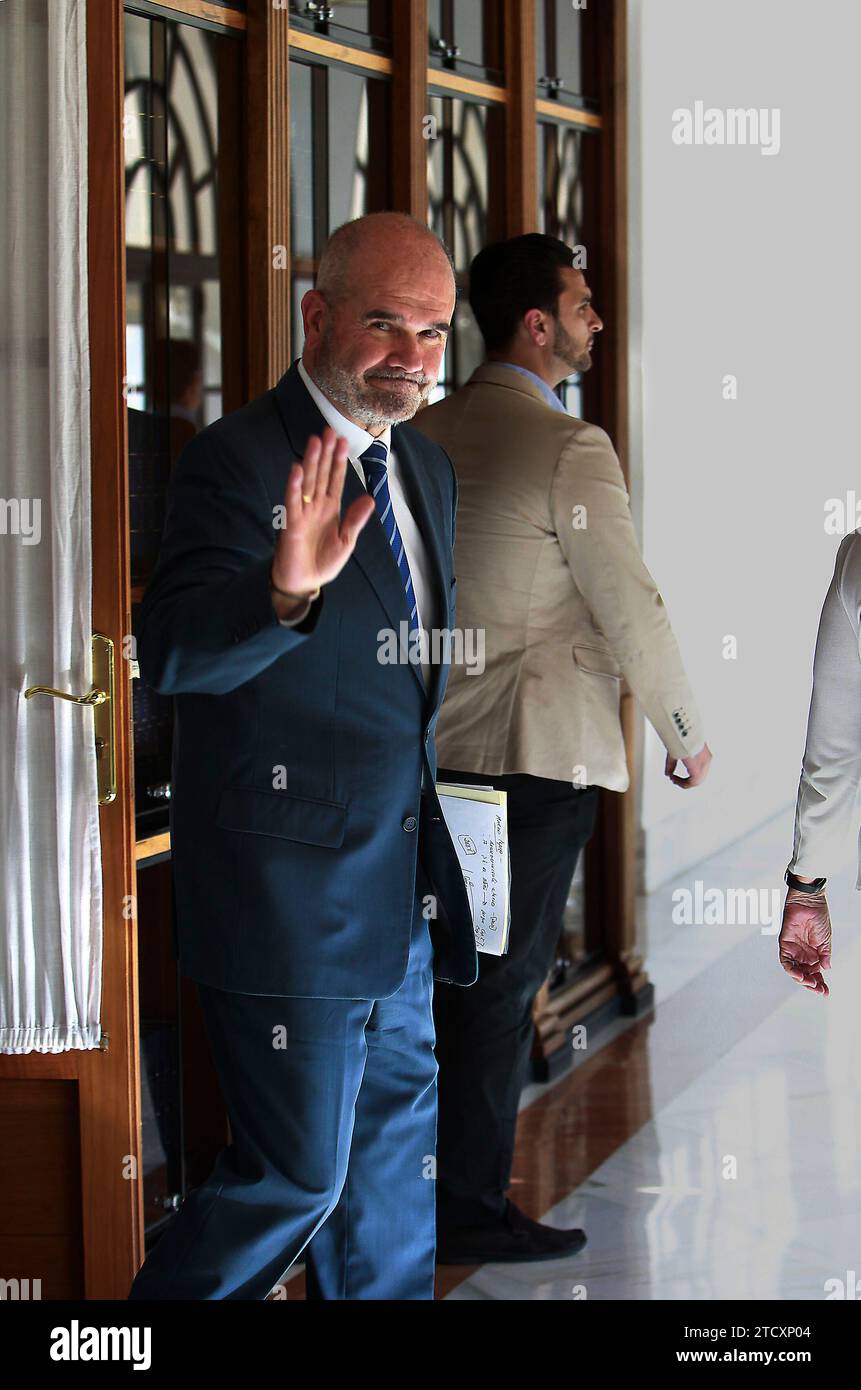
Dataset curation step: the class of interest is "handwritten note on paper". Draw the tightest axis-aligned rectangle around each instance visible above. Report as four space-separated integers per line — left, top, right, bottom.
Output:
436 785 511 956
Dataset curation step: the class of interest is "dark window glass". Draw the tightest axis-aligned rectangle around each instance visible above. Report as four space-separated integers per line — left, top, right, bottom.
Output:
288 0 391 54
428 95 488 272
126 9 244 831
124 8 242 1244
537 120 590 246
428 0 504 85
537 120 600 415
427 94 501 394
289 59 391 358
328 66 390 227
288 61 315 263
535 0 598 107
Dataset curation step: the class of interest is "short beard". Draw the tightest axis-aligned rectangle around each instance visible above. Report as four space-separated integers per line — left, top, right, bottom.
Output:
314 328 433 428
552 318 593 376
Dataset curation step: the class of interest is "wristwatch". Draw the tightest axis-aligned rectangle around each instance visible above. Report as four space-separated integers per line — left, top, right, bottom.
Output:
784 868 827 894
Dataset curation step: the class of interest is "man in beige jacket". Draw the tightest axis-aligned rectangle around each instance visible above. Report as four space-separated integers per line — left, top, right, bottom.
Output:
413 233 712 1264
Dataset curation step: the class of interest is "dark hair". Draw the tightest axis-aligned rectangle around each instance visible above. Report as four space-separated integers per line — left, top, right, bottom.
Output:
468 234 577 352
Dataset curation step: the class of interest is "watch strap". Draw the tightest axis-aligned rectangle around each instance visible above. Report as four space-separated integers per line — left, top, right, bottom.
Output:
785 868 827 894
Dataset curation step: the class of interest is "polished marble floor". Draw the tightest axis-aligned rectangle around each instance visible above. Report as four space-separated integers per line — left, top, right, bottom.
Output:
439 802 861 1300
278 802 861 1300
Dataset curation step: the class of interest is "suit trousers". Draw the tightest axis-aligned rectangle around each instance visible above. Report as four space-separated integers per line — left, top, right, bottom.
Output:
128 865 438 1301
434 769 600 1229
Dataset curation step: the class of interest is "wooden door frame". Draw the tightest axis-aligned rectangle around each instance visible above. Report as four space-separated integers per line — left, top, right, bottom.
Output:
246 0 291 397
0 0 142 1301
86 0 144 1296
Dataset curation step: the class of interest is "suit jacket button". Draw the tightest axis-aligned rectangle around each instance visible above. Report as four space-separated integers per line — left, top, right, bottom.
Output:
402 815 417 832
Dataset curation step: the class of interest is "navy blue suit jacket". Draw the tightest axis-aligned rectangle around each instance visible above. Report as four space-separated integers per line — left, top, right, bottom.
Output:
137 361 478 997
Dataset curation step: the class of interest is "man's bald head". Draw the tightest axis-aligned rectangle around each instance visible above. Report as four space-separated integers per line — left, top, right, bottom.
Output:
316 213 455 307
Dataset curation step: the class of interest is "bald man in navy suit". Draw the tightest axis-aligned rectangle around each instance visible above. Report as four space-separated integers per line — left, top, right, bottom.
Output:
128 213 476 1301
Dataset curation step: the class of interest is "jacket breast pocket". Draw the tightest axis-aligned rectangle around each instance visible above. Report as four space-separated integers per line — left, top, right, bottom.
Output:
572 643 622 679
215 786 347 847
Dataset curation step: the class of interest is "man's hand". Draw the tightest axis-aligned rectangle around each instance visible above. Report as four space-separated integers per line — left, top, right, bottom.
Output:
271 427 376 616
778 890 831 996
665 742 712 788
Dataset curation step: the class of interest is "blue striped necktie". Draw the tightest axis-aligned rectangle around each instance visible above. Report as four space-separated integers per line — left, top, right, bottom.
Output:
360 440 419 630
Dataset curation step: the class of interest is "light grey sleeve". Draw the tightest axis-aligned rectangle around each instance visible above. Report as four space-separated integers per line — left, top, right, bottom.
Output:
789 532 861 882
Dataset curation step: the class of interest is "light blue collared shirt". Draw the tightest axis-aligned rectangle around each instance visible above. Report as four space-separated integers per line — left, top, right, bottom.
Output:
493 362 569 414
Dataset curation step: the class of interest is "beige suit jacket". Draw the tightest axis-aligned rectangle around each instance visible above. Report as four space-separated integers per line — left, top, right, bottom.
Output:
412 363 705 792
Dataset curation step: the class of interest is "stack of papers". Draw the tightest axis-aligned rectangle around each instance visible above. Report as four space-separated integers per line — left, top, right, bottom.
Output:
436 783 511 956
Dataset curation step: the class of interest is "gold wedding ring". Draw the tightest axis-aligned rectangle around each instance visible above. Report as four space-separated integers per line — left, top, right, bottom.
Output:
302 493 312 504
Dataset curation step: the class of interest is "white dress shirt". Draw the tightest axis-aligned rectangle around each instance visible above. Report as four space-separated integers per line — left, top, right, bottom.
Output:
271 358 437 695
789 530 861 886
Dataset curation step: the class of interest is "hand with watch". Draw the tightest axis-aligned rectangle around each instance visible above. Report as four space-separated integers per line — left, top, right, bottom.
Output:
778 867 831 997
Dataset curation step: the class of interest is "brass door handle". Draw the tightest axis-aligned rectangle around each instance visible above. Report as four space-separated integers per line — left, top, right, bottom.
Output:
24 684 107 706
23 634 117 803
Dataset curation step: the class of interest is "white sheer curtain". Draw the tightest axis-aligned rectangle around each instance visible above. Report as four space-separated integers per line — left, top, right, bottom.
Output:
0 0 103 1052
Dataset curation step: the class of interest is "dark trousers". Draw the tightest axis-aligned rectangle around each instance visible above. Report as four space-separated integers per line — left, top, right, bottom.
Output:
128 871 438 1301
434 768 600 1229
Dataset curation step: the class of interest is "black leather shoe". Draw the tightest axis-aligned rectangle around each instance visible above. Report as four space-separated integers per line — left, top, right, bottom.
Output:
435 1200 587 1265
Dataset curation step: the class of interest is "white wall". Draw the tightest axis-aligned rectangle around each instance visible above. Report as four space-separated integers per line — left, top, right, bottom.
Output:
626 0 861 890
